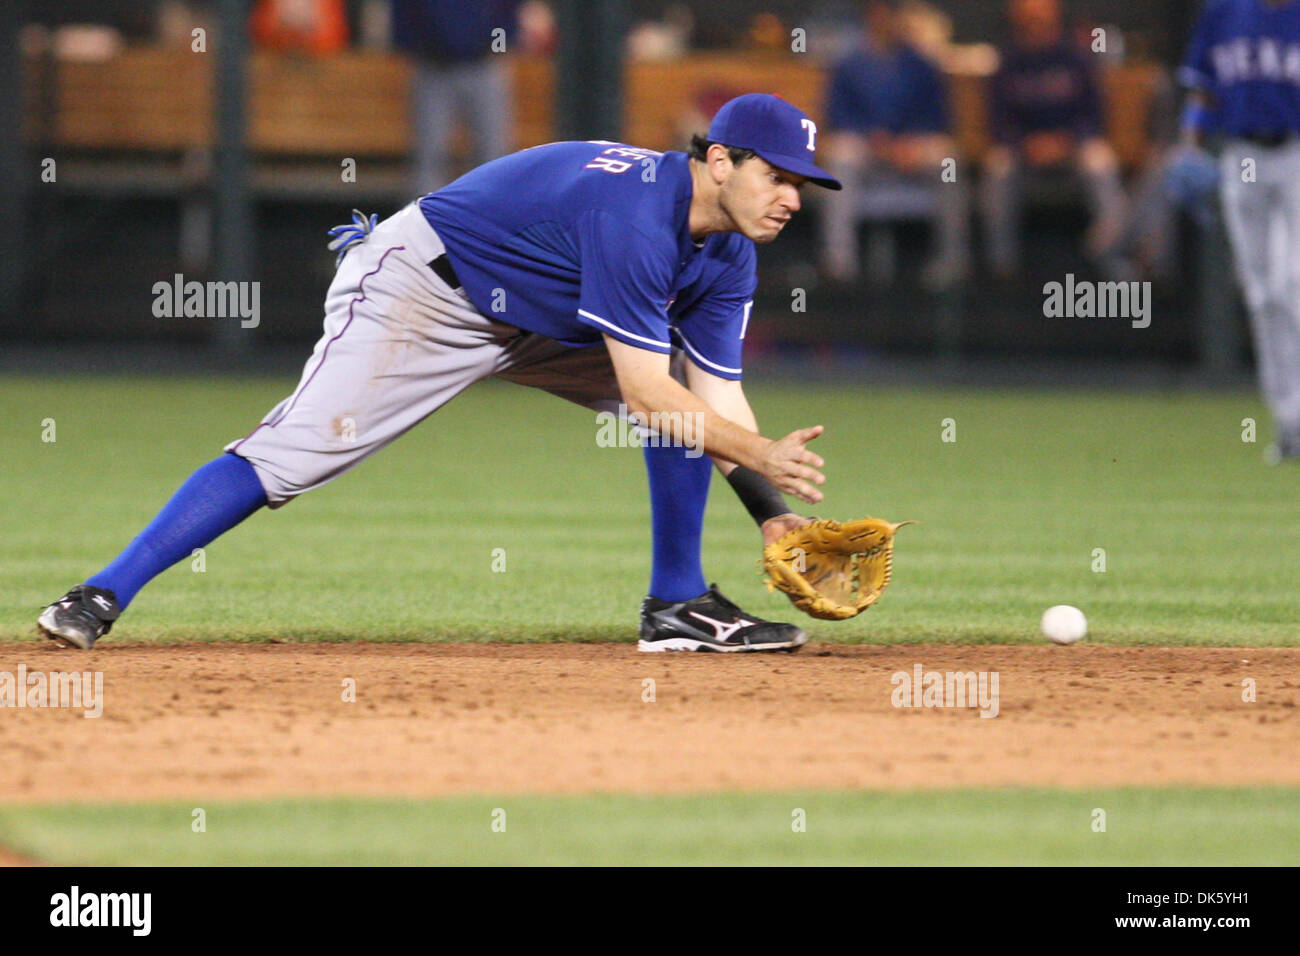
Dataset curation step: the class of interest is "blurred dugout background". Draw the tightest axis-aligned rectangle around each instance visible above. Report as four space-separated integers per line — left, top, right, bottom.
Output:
0 0 1245 375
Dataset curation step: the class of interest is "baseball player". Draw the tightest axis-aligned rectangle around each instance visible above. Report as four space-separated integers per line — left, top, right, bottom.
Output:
1179 0 1300 462
37 94 842 653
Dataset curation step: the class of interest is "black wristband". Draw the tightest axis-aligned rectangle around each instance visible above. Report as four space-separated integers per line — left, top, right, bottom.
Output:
725 465 790 526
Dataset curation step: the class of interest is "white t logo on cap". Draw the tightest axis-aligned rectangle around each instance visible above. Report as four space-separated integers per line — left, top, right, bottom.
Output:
801 118 817 152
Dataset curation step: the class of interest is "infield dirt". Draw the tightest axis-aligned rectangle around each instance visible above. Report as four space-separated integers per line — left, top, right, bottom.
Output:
1 643 1296 803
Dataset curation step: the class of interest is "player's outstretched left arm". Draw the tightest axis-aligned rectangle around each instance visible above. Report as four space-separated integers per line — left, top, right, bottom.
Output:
682 358 815 544
604 336 826 504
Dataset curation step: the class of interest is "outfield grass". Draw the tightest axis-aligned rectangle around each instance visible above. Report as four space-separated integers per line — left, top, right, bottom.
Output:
0 787 1294 865
2 376 1296 644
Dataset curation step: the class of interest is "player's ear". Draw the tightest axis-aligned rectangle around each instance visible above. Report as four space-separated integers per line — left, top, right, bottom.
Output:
707 143 732 184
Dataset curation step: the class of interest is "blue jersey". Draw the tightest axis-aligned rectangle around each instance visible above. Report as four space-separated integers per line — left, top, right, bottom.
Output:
989 40 1104 143
1180 0 1300 136
419 142 757 380
391 0 520 62
825 43 950 136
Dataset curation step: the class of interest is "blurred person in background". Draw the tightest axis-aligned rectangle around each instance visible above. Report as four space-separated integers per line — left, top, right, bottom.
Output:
250 0 349 55
819 0 969 287
980 0 1128 276
392 0 522 192
1108 69 1190 280
746 11 789 52
1177 0 1300 463
628 2 693 61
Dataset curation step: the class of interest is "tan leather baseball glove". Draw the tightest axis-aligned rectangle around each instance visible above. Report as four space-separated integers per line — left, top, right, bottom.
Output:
762 517 914 621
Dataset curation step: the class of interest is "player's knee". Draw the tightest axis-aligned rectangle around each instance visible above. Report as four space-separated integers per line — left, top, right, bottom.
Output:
233 457 299 508
229 449 339 508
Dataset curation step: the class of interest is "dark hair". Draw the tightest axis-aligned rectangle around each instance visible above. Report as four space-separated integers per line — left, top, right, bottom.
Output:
688 133 758 166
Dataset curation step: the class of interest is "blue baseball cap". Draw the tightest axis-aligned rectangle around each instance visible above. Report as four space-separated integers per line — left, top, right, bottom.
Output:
707 93 842 190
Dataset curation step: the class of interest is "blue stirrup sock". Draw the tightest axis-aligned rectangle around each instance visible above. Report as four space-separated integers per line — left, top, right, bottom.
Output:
90 446 706 610
85 453 268 609
644 442 711 603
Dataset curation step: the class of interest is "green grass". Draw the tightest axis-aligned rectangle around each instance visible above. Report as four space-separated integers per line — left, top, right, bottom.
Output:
2 375 1296 645
0 787 1295 865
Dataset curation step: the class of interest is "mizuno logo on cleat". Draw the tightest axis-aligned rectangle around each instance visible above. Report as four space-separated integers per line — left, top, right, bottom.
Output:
687 611 755 642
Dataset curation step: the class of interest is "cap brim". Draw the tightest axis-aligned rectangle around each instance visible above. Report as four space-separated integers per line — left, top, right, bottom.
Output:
755 150 842 190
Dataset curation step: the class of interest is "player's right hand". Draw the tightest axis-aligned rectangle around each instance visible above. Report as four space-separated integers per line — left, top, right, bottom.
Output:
761 426 826 504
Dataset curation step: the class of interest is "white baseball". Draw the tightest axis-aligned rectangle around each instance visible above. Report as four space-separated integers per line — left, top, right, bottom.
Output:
1041 605 1087 644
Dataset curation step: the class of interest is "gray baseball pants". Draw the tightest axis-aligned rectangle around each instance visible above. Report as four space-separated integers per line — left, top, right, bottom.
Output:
1220 139 1300 443
227 203 635 506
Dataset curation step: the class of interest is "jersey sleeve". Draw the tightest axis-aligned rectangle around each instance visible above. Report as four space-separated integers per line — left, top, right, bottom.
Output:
672 244 758 382
575 211 675 353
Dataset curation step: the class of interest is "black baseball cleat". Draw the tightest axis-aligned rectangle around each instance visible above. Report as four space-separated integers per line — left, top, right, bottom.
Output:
36 585 121 650
638 584 808 653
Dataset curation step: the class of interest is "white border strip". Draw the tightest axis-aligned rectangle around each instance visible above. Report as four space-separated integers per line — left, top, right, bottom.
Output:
577 309 672 349
677 329 743 376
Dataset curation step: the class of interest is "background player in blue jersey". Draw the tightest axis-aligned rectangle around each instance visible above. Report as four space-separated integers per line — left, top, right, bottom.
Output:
37 94 844 654
981 0 1129 277
819 0 969 288
1178 0 1300 462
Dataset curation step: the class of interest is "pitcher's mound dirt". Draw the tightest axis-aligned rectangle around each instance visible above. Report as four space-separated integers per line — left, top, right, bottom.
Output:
1 643 1296 803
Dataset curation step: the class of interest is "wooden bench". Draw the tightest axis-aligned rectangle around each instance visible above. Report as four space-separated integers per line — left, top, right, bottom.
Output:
26 47 550 152
26 45 1159 165
624 54 1161 168
21 45 1170 357
22 45 1161 274
22 47 557 276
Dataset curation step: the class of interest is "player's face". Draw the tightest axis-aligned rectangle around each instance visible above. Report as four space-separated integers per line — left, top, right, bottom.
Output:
718 157 806 244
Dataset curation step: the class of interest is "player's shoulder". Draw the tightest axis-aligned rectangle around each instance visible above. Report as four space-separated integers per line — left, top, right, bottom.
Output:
564 144 687 202
509 139 638 166
702 231 757 270
684 233 756 297
493 140 680 178
583 148 692 232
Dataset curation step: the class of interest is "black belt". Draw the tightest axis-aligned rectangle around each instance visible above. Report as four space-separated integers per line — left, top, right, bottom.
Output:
1238 131 1295 148
428 254 462 290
